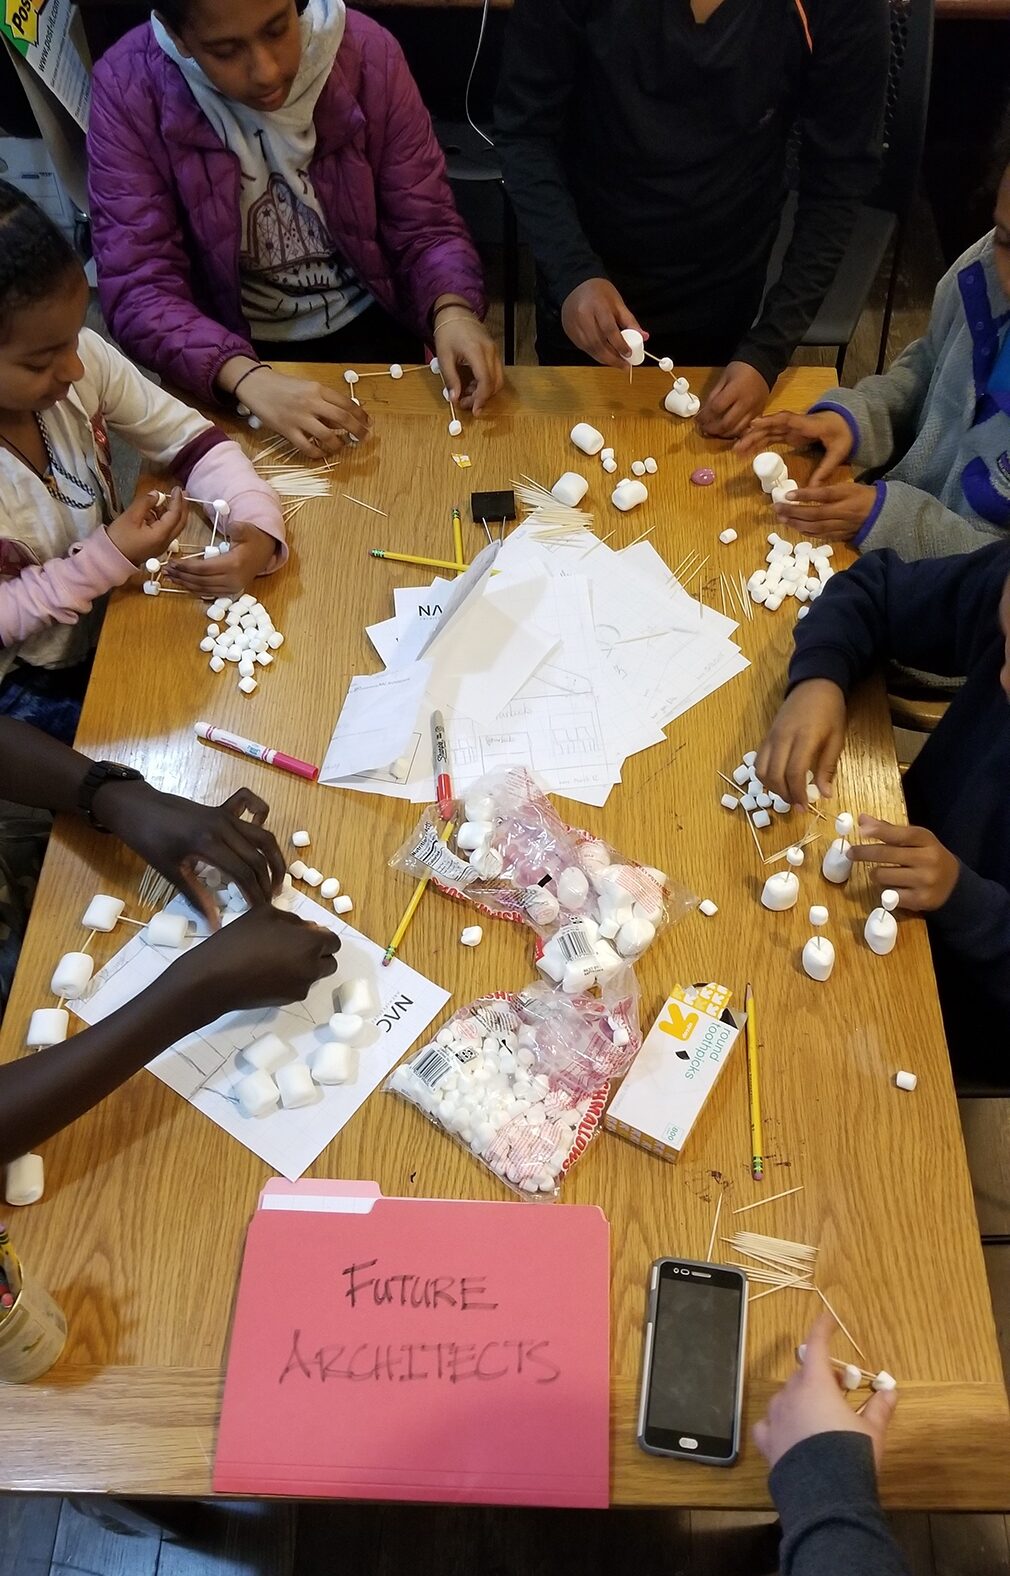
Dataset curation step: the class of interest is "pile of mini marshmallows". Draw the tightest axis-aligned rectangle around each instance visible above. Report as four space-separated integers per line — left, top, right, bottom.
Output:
720 748 818 826
287 828 353 915
234 975 378 1118
748 536 835 616
198 593 285 695
391 1011 608 1194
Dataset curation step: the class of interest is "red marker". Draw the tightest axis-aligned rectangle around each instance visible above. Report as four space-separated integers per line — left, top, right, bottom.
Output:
431 710 453 820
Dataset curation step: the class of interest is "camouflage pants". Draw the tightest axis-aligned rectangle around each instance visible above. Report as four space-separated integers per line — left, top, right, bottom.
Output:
0 813 50 1022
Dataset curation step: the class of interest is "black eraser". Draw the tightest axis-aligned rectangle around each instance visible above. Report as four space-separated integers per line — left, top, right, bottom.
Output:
470 489 516 523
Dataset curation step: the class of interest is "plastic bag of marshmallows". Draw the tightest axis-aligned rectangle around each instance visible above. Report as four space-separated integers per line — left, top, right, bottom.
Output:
389 767 695 989
386 974 641 1197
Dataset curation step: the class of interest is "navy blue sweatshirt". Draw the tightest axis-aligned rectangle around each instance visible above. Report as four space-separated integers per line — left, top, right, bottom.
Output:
771 1432 909 1575
788 543 1010 1070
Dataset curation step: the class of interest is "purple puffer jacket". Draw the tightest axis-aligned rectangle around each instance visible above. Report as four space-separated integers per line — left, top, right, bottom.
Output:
87 14 486 403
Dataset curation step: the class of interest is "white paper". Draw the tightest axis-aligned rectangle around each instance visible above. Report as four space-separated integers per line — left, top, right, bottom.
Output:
69 894 450 1181
319 663 430 783
420 564 558 725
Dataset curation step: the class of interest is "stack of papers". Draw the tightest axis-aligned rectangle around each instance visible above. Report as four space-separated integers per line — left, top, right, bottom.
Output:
321 528 749 807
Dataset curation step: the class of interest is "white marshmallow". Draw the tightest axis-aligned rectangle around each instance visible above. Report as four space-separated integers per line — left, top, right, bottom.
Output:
460 926 484 947
761 871 799 912
145 557 161 574
389 363 403 379
239 656 255 679
289 860 308 880
143 580 160 596
882 888 899 912
644 456 658 474
238 675 258 695
786 845 805 867
663 385 700 418
320 877 340 900
771 795 790 814
235 1070 279 1118
754 453 789 491
525 886 560 926
840 1364 862 1392
570 422 605 456
756 792 772 809
821 838 853 885
612 478 648 512
255 651 273 667
6 1152 45 1206
621 328 645 365
658 356 674 372
333 895 353 913
339 977 378 1017
764 594 783 611
752 809 771 829
895 1070 917 1092
328 1012 365 1044
718 528 738 544
698 898 718 917
209 655 225 673
203 544 220 559
276 1062 318 1110
809 904 830 927
834 812 855 837
721 793 739 811
430 357 441 375
312 1041 359 1085
267 632 285 649
732 764 751 786
864 909 898 956
802 936 836 982
457 820 491 852
551 471 590 507
302 867 323 887
557 866 590 910
343 369 359 385
616 915 655 957
602 455 618 473
242 1033 295 1074
631 460 647 477
50 951 94 998
600 446 615 461
82 894 124 932
871 1371 897 1392
26 1007 68 1047
471 845 504 880
291 830 311 848
448 419 463 437
147 912 190 949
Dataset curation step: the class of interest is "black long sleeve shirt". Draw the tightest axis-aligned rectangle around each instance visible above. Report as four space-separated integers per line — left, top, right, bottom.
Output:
788 542 1010 1069
495 0 889 384
772 1433 910 1576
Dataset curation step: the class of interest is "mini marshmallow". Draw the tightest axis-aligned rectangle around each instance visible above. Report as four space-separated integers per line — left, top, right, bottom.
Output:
698 898 718 917
771 795 790 814
343 369 359 385
209 656 225 673
289 860 308 880
430 357 441 375
303 867 323 887
764 595 783 611
840 1364 862 1392
448 419 463 436
143 580 160 596
460 926 483 947
631 460 647 477
570 422 605 456
291 830 311 848
145 557 161 574
743 752 758 766
242 1032 295 1074
600 446 615 461
756 792 772 809
882 889 899 911
389 363 403 379
333 895 353 914
328 1012 365 1044
871 1371 897 1392
239 656 255 679
786 845 805 867
237 675 257 695
26 1008 68 1048
720 793 739 811
621 328 645 365
255 651 273 667
895 1070 917 1092
741 793 758 812
761 871 799 912
663 385 700 418
203 544 220 560
754 452 788 493
835 812 855 837
267 631 285 650
809 905 830 927
320 877 340 900
771 480 798 507
235 1069 279 1118
612 478 648 511
802 935 836 982
557 866 590 910
602 456 618 473
732 764 751 786
147 912 190 949
339 977 378 1017
50 951 94 998
551 471 590 507
644 456 658 475
752 809 771 828
312 1041 359 1085
82 894 124 932
5 1153 44 1207
276 1061 318 1110
457 820 491 853
718 528 738 545
821 838 853 885
658 356 674 372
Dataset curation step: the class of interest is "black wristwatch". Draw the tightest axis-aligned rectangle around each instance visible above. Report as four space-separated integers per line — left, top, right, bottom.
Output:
77 761 145 830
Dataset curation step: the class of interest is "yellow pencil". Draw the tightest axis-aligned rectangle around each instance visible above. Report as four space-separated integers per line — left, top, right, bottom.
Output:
370 549 470 573
452 506 465 573
382 821 455 966
745 982 764 1182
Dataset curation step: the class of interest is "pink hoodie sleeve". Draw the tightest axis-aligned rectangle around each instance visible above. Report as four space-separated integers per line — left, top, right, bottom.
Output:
182 439 287 572
0 530 136 648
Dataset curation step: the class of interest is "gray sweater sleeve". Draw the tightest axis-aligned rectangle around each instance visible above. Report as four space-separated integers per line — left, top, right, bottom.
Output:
857 479 1005 559
770 1432 910 1576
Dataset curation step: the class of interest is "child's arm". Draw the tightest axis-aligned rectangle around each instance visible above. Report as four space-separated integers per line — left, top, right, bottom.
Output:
0 907 340 1164
87 69 256 404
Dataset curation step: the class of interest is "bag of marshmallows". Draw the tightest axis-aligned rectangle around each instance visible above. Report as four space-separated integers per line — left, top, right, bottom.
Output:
386 975 640 1197
389 767 694 989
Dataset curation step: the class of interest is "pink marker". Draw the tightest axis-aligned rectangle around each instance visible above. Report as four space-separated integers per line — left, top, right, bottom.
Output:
195 723 318 781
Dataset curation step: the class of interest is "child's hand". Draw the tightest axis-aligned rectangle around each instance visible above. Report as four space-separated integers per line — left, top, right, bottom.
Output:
735 409 854 484
755 679 848 807
848 816 960 911
107 487 187 565
238 367 371 457
773 481 878 541
754 1311 897 1472
174 905 341 1012
697 362 770 439
433 312 504 415
163 521 276 597
561 278 646 368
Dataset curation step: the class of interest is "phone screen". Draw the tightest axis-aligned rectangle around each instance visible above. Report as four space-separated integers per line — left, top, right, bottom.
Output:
643 1261 745 1460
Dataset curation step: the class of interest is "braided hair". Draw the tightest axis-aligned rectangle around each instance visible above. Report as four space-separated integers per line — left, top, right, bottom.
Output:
0 181 80 342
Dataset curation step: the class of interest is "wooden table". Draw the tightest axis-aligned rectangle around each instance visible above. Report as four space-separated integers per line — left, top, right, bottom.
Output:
2 364 1008 1509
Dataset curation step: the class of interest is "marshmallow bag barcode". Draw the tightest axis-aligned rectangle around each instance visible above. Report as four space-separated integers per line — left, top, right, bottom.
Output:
386 978 640 1197
390 768 695 989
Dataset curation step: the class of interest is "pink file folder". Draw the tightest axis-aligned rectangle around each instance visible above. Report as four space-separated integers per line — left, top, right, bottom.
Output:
213 1187 610 1507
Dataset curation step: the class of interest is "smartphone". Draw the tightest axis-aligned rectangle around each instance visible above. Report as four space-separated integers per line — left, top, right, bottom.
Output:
636 1257 747 1465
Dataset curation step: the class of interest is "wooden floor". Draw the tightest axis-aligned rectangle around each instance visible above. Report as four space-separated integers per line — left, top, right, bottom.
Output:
5 200 1010 1574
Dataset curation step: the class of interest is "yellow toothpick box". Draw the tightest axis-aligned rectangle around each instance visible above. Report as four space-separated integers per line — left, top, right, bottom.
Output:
605 983 742 1162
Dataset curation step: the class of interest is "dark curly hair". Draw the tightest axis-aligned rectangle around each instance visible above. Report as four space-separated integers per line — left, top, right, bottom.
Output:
0 181 81 342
